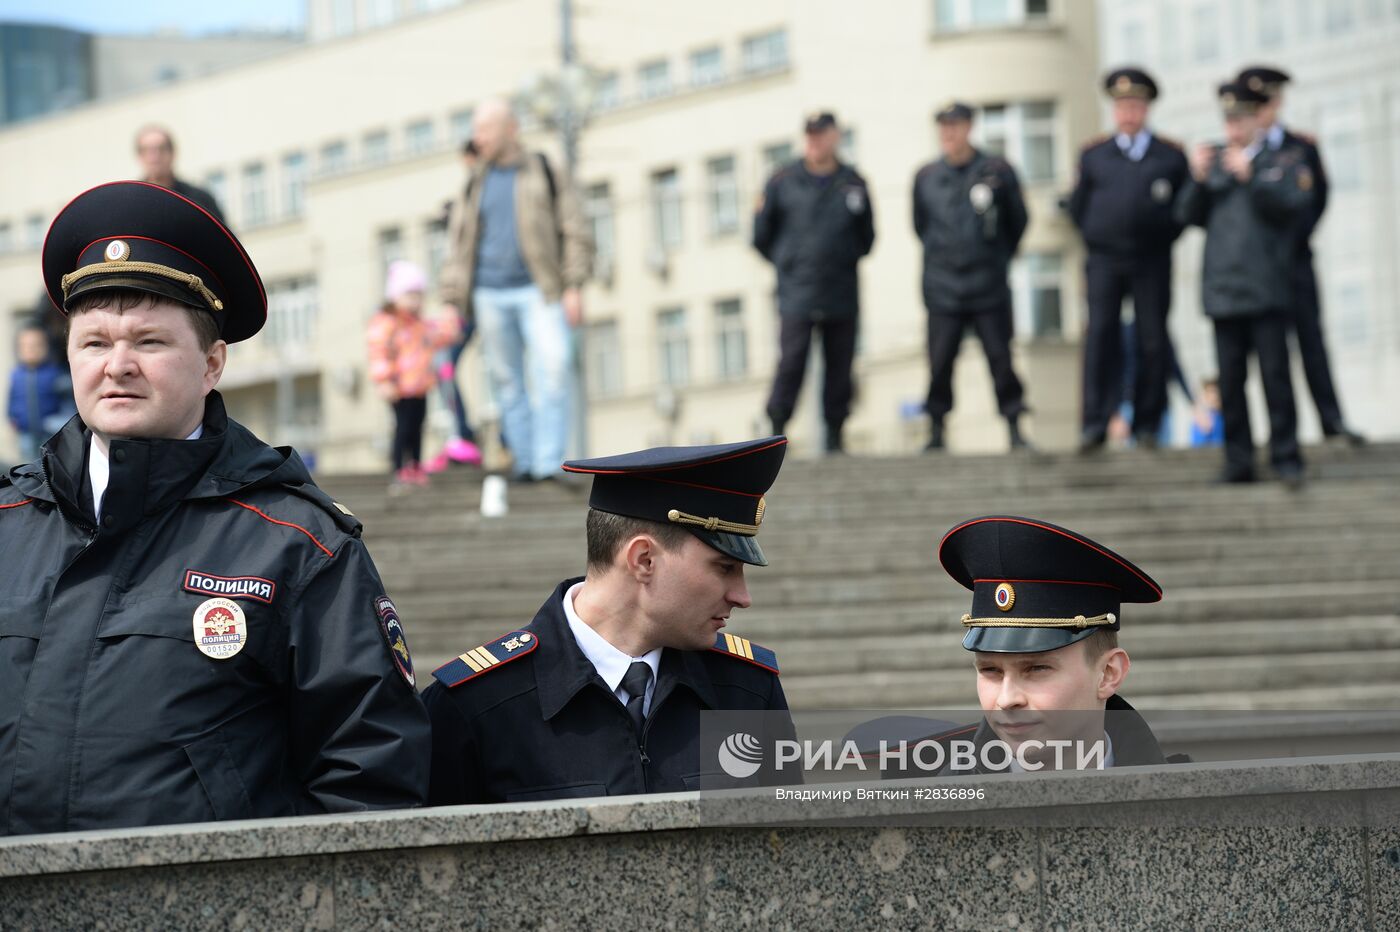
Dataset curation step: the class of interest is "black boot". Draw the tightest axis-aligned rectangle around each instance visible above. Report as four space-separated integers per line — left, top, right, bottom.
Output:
923 418 945 452
1008 415 1030 451
825 422 845 455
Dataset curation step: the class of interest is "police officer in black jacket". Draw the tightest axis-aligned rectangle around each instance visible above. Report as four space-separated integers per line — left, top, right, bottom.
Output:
1069 69 1189 452
912 102 1030 452
423 438 795 804
1175 82 1316 486
753 112 875 453
0 182 430 835
135 124 227 223
1237 65 1365 446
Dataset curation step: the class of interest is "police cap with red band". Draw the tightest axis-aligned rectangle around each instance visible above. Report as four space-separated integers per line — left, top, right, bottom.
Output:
938 515 1163 654
42 180 266 343
563 436 788 566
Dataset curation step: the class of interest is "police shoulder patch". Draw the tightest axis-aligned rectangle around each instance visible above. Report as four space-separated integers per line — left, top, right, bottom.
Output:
711 632 780 675
375 596 415 688
433 629 539 688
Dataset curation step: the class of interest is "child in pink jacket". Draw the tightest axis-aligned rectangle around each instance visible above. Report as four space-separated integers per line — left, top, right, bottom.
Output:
367 260 462 491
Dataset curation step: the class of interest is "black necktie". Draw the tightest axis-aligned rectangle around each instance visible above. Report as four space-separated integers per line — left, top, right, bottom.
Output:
621 661 653 734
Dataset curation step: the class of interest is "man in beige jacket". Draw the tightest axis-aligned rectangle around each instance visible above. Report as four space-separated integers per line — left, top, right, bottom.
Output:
440 98 593 482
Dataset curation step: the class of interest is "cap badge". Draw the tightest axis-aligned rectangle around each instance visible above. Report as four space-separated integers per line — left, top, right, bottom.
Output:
1247 76 1264 92
995 583 1016 612
104 240 131 262
193 597 248 660
1115 75 1133 92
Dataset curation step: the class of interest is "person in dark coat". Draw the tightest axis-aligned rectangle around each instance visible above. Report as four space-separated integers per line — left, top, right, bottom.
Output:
7 326 73 462
753 112 875 453
933 516 1174 775
912 102 1030 452
1175 82 1316 486
1068 68 1189 452
0 181 430 836
1236 65 1364 446
135 124 226 222
423 437 796 804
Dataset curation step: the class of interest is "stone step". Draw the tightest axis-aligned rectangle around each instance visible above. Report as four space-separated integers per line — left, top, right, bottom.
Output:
777 649 1400 708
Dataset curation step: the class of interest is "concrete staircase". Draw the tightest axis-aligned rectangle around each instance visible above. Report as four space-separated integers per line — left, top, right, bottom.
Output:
320 443 1400 711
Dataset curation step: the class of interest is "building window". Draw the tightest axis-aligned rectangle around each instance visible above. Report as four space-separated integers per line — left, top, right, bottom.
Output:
1120 19 1147 63
690 46 724 87
657 307 689 387
405 119 434 156
363 130 390 167
377 227 404 294
425 216 449 291
706 155 740 236
839 128 857 164
242 162 268 227
584 182 616 280
638 60 672 100
593 71 621 112
1328 129 1363 191
203 171 227 214
651 168 683 252
331 0 356 37
265 277 319 349
714 298 748 380
1191 4 1220 62
24 214 44 251
1325 0 1355 32
584 319 624 399
1257 0 1285 46
281 151 307 219
762 141 794 176
1013 253 1063 339
0 222 13 254
933 0 1050 32
741 29 788 74
450 108 474 145
976 101 1057 184
320 140 348 176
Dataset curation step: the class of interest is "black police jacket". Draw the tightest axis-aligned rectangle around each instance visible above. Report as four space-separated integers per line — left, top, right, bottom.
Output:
0 392 430 835
1067 133 1188 259
1174 142 1317 319
1280 127 1328 261
912 149 1028 313
752 160 875 320
934 695 1170 776
171 176 226 224
423 578 795 804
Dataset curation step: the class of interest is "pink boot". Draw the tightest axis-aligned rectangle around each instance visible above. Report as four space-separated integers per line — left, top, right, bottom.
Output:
422 452 450 474
406 464 431 486
445 437 483 466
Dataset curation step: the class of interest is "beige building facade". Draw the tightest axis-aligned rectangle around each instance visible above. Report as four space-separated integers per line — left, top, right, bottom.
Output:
0 0 1103 470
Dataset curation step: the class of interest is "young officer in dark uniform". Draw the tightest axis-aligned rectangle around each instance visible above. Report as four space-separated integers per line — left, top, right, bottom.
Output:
912 102 1031 452
934 515 1172 774
753 112 875 453
423 437 795 804
1175 82 1316 486
1236 65 1365 447
0 182 430 835
1068 68 1189 452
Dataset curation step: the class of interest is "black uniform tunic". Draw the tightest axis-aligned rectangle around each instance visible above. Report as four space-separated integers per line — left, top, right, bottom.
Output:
423 579 794 804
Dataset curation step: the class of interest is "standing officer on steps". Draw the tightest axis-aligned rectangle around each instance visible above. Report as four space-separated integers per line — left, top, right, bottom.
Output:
753 112 875 454
423 437 795 804
1068 68 1189 453
913 102 1031 452
1236 65 1365 447
0 182 430 836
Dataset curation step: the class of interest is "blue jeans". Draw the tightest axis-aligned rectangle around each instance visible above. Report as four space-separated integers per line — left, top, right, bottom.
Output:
473 284 574 478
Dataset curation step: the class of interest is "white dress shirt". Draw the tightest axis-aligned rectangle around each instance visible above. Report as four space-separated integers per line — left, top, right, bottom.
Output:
89 425 204 520
1265 122 1285 151
562 581 661 716
1115 130 1152 162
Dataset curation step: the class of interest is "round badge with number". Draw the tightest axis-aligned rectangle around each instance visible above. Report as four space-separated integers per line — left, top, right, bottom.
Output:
193 597 247 660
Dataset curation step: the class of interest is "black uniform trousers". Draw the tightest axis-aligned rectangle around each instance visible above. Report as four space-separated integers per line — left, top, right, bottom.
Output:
1212 314 1302 478
924 301 1025 421
766 314 858 429
1081 252 1173 436
1290 260 1345 431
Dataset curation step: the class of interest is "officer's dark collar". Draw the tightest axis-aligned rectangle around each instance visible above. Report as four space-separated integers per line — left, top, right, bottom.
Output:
533 578 720 720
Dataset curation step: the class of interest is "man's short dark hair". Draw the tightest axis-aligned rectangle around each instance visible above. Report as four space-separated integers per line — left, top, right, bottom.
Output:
585 508 691 571
1083 628 1119 660
66 289 221 352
